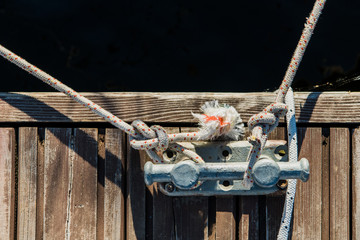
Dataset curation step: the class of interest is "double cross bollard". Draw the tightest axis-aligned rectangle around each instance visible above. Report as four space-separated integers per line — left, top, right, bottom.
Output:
144 140 309 196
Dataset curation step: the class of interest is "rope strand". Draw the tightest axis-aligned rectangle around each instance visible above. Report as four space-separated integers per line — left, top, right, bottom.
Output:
276 0 326 103
0 44 205 163
242 0 326 188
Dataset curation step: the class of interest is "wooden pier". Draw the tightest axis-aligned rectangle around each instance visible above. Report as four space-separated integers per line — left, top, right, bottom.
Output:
0 91 357 239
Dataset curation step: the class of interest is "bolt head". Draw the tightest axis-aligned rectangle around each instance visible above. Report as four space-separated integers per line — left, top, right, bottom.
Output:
252 158 280 188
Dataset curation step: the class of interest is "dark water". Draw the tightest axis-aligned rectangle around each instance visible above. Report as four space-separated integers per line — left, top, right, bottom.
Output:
0 0 359 92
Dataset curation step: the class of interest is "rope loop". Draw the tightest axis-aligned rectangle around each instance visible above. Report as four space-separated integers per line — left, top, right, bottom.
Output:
248 102 288 138
129 120 204 164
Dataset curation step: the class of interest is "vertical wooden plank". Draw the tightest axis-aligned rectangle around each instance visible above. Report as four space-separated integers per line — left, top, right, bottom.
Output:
127 137 146 240
330 128 350 239
353 127 360 240
239 196 259 240
36 128 45 239
173 197 209 240
215 197 236 240
69 128 98 239
265 127 286 240
292 128 323 239
152 127 179 240
171 127 208 240
43 128 71 239
18 127 38 239
322 128 330 240
97 129 105 240
0 128 15 240
103 128 125 240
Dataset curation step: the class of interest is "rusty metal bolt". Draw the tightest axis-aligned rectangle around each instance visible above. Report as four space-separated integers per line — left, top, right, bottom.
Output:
165 183 175 192
276 180 288 190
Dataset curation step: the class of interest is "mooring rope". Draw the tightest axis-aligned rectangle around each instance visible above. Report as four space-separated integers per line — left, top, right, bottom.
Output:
242 0 326 188
0 44 207 164
0 1 326 238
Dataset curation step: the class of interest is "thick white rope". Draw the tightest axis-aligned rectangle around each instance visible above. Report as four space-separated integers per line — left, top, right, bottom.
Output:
277 88 298 239
242 0 326 188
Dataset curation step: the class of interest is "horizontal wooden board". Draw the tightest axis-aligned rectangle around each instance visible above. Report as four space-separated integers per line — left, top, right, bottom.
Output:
0 92 359 123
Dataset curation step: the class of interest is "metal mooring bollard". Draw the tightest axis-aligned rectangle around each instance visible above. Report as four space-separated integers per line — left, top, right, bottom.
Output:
144 140 310 196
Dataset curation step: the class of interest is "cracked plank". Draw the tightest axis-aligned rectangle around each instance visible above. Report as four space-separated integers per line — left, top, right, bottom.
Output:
43 128 72 239
69 128 98 239
103 128 125 240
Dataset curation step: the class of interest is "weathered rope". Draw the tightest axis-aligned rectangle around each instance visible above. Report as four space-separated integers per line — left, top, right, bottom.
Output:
0 0 325 204
243 0 326 188
277 88 298 240
276 0 326 103
0 45 205 164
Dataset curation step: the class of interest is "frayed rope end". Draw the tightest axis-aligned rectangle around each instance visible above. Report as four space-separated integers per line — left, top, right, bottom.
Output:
192 100 245 140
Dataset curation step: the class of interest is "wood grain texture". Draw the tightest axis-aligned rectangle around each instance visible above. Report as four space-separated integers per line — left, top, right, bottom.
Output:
292 128 323 239
126 139 146 240
354 128 360 240
0 128 15 240
173 197 209 240
215 197 236 240
1 92 360 123
239 196 259 240
322 128 330 240
18 127 38 240
330 128 350 239
103 128 125 240
36 128 45 239
43 128 71 239
69 128 98 239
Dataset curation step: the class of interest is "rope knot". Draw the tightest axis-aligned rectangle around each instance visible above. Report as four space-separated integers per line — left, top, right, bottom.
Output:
248 102 287 133
247 102 287 147
129 120 169 152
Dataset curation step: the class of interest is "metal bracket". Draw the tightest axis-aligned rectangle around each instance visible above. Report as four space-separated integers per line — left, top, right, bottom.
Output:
144 140 310 196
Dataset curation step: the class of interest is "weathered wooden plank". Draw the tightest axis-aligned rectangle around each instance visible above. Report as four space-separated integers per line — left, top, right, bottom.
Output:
0 128 15 240
103 128 125 240
18 127 38 240
1 92 360 123
69 128 98 239
353 127 360 240
239 196 260 239
173 197 209 240
97 129 105 240
126 139 146 240
292 128 323 239
265 127 286 240
152 127 179 240
36 128 45 239
330 128 350 239
215 197 236 240
43 128 71 239
322 128 330 240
